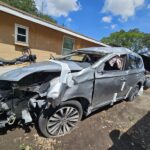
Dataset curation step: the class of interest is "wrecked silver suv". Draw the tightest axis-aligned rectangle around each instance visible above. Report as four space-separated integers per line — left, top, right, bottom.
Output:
0 47 146 137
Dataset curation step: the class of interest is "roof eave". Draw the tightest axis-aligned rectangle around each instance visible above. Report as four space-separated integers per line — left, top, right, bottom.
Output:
0 4 109 47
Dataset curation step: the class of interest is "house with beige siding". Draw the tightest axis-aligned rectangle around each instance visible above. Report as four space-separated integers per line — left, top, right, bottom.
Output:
0 2 108 61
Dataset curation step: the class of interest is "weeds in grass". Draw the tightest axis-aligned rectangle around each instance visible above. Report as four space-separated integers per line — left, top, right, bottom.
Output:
19 144 33 150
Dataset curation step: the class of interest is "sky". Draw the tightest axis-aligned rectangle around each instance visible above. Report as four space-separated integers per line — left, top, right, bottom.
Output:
34 0 150 41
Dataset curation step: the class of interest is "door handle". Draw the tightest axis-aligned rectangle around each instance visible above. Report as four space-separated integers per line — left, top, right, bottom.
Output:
120 77 126 81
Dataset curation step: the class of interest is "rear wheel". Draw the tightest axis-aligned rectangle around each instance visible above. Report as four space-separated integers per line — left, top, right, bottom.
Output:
38 100 83 138
127 85 140 101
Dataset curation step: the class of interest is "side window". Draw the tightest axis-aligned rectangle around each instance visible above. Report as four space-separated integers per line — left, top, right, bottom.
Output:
128 54 143 69
128 55 137 69
104 55 126 71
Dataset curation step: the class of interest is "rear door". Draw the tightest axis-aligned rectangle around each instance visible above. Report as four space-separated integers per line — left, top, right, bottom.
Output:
125 54 145 94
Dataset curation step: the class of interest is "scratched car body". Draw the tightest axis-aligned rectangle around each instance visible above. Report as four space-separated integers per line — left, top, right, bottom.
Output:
0 47 146 137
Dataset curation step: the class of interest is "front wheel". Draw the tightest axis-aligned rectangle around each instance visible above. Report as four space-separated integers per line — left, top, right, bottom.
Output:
38 100 83 138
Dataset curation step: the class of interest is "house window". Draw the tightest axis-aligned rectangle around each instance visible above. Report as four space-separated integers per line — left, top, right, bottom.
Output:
62 36 74 55
15 24 29 45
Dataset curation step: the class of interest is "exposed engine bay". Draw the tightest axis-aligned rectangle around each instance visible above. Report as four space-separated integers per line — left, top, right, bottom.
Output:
0 72 60 128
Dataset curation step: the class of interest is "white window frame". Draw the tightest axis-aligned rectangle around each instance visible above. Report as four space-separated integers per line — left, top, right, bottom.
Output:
15 24 29 46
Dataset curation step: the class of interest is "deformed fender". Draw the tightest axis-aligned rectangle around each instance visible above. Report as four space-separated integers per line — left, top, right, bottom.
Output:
49 60 74 86
47 60 95 107
61 68 95 104
47 60 75 105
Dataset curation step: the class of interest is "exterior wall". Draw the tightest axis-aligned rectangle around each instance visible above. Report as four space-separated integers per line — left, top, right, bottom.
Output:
0 12 99 61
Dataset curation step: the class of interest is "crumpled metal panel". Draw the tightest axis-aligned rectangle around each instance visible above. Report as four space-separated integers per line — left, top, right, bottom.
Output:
47 60 74 100
47 60 94 104
46 61 95 106
61 68 95 103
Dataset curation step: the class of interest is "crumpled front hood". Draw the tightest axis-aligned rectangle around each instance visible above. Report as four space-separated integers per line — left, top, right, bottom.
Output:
0 60 84 82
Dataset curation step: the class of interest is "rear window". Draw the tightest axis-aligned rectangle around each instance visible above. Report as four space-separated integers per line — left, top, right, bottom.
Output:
128 54 143 69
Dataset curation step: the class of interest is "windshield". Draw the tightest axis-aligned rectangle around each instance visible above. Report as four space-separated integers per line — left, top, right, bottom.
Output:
58 51 106 65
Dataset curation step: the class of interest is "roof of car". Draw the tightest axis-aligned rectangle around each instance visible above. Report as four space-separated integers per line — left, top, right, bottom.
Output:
77 47 132 54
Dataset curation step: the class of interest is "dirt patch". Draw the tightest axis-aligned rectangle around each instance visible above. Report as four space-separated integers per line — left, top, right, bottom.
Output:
0 90 150 150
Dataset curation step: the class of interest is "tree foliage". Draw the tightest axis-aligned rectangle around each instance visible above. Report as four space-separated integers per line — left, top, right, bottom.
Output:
0 0 57 24
101 29 150 52
142 34 150 49
37 13 57 24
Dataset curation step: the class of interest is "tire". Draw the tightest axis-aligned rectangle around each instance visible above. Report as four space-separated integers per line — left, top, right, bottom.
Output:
127 85 140 101
38 100 83 138
144 78 150 90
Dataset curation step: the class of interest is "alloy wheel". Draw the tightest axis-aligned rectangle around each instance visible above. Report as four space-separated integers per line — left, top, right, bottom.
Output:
46 106 80 137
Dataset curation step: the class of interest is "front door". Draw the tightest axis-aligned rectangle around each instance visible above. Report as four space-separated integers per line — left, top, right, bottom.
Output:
92 55 128 108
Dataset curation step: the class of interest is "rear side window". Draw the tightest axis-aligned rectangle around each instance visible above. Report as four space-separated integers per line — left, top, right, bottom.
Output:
136 56 143 69
128 54 143 69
